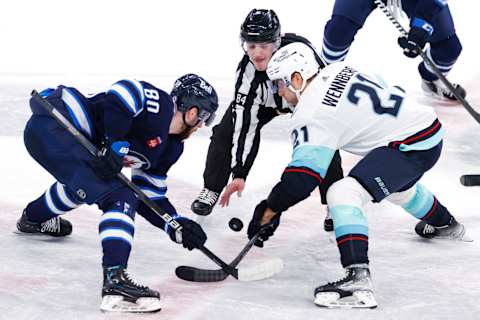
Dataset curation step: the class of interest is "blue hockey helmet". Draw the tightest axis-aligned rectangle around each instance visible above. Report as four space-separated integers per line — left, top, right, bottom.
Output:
171 74 219 126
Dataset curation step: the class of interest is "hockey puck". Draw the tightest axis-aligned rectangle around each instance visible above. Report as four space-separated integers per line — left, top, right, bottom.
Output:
229 217 244 232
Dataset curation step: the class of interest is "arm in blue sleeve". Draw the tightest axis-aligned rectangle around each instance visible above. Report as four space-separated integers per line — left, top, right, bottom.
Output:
267 166 322 213
414 0 447 22
267 144 335 212
136 198 178 231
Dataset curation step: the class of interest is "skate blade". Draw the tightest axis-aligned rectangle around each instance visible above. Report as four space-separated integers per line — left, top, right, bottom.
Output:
314 290 378 309
100 295 161 313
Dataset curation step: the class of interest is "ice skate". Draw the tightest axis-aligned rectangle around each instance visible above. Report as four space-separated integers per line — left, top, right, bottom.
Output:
16 210 72 237
314 265 377 309
421 79 466 101
415 217 471 242
101 266 161 313
191 188 219 216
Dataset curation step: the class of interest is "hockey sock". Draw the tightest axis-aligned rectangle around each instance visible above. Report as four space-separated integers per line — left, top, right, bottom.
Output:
98 189 138 267
25 182 82 223
400 184 452 226
330 205 369 268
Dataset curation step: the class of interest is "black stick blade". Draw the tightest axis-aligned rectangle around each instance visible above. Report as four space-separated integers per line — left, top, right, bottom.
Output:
175 266 229 282
460 174 480 186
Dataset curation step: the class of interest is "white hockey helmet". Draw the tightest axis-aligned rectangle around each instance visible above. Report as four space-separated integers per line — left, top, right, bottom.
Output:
267 42 320 93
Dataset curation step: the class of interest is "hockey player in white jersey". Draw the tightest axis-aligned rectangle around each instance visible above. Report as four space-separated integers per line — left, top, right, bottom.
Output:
246 42 468 308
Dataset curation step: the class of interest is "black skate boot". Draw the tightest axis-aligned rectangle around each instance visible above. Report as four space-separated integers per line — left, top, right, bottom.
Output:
323 210 334 232
415 217 469 241
421 79 466 101
16 210 72 237
314 264 377 309
191 188 220 216
101 266 161 313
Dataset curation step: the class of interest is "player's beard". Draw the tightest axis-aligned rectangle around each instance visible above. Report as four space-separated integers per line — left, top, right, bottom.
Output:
177 124 197 140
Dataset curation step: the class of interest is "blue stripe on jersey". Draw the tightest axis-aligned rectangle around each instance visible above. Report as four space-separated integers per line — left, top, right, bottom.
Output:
401 184 434 219
108 80 144 116
126 79 145 106
132 170 167 189
139 186 167 200
43 183 73 215
330 205 369 238
399 128 444 151
321 38 350 64
61 88 93 138
434 0 447 8
289 145 335 179
55 183 82 208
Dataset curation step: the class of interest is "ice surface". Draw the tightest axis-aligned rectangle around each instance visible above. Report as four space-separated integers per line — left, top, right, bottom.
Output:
1 1 479 319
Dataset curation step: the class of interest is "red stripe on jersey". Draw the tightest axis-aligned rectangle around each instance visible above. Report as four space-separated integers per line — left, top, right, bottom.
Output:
284 168 323 183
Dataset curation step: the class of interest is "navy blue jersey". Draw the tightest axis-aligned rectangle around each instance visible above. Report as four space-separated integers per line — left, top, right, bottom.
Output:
29 80 184 208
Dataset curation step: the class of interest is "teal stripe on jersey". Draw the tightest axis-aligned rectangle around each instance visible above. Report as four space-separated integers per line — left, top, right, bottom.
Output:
401 184 434 219
330 205 369 238
399 128 444 151
288 145 335 179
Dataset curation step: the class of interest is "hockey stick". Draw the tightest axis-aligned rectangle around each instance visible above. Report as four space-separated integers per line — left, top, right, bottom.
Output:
460 174 480 187
374 0 480 124
30 90 238 278
175 227 283 282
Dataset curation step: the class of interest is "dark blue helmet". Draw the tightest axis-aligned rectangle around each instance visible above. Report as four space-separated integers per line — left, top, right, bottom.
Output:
240 9 281 44
171 74 219 126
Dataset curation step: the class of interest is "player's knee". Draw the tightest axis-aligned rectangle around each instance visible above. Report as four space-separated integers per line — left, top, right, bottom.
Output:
386 185 416 206
97 187 138 218
323 15 361 47
327 177 372 208
430 34 462 63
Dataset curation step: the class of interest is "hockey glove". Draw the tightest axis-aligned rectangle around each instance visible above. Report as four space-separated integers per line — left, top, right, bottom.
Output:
166 216 207 251
247 200 282 248
398 18 433 58
90 141 129 180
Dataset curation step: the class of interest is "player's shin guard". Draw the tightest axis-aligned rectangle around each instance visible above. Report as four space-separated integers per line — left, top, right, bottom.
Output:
24 182 83 222
390 184 452 227
99 201 136 267
327 178 372 267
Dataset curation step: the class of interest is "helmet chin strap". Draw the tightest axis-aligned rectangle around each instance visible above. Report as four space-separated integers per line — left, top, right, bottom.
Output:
288 78 307 101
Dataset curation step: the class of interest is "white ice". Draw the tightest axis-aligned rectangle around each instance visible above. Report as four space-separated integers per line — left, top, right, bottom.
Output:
1 1 480 319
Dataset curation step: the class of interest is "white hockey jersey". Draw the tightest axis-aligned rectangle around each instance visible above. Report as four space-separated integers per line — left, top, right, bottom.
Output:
288 63 443 178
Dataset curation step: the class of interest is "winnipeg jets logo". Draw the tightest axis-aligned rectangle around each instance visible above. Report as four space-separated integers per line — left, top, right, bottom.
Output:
123 150 151 169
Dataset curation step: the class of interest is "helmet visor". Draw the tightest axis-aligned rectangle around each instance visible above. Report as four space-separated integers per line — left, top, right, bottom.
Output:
241 39 281 53
197 108 216 126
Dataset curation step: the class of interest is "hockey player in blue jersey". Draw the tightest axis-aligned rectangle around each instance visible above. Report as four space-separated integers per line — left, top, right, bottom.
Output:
17 74 218 312
247 42 468 308
321 0 466 101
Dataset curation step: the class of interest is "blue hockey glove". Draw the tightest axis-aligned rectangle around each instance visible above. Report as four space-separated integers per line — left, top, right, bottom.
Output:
166 216 207 250
247 200 282 248
398 18 433 58
90 141 129 180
